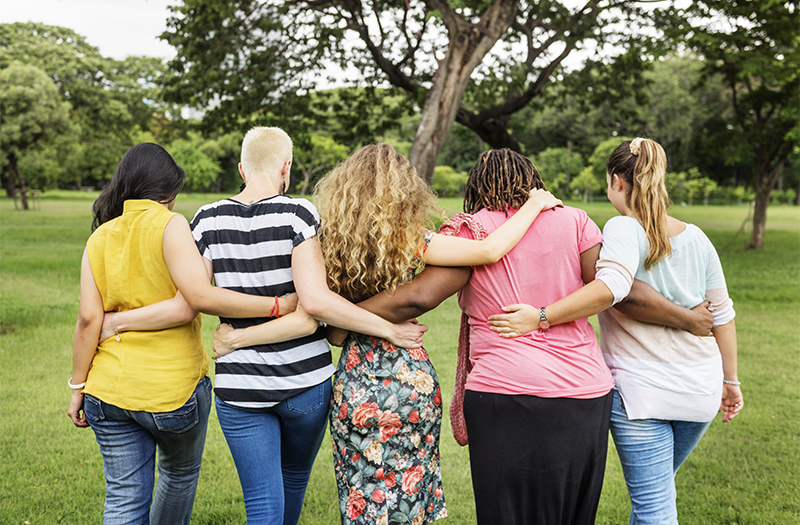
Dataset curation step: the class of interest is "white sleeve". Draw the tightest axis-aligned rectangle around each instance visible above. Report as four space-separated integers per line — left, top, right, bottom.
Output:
597 267 632 306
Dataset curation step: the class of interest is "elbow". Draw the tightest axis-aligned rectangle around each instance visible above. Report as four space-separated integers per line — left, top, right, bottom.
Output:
300 301 325 320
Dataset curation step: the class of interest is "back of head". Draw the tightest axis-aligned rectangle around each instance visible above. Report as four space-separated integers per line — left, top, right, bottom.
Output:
92 143 185 231
314 143 438 302
606 138 671 269
464 148 545 214
240 126 293 179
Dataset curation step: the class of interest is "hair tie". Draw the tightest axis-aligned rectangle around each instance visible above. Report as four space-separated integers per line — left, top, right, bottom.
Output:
630 138 644 156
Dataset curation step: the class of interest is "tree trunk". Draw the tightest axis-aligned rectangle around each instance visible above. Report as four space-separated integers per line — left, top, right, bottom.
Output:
409 1 518 184
747 159 784 250
11 157 29 210
5 164 16 198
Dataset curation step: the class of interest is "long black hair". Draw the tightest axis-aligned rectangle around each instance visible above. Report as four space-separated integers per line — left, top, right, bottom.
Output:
92 143 185 230
464 148 546 214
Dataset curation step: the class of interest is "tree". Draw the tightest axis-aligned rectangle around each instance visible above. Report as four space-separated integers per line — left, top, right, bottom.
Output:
570 166 602 202
162 0 659 184
294 133 350 196
533 147 585 196
0 23 173 189
660 1 800 249
0 62 71 209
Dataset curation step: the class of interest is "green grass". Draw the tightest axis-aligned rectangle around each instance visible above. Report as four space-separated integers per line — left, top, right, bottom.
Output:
1 193 798 524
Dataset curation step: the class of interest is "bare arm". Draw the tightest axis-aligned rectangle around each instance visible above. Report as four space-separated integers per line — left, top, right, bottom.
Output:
68 249 104 428
616 282 713 336
423 189 561 266
162 214 277 317
292 237 427 348
713 320 743 422
212 304 320 359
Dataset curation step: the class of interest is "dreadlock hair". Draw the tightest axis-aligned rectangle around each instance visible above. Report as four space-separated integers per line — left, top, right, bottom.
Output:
606 138 671 270
463 148 546 214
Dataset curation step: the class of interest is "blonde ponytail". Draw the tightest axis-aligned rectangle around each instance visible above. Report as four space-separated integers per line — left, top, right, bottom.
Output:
607 138 672 270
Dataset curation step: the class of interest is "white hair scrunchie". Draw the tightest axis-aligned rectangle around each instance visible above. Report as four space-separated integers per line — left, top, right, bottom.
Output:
630 137 644 156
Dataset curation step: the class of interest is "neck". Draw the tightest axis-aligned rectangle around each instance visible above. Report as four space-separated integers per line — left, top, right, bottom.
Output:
234 176 283 204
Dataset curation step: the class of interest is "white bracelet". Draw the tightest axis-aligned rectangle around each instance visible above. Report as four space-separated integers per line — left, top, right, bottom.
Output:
68 377 86 390
723 379 741 386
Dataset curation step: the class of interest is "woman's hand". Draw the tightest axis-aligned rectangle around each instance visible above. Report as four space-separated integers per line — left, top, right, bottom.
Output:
487 304 540 338
386 319 428 349
212 323 238 360
687 301 714 336
528 188 563 212
720 383 743 422
278 293 299 316
99 312 118 343
68 390 89 427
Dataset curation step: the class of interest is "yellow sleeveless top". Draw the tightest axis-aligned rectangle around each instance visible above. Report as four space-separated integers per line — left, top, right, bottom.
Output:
83 199 208 412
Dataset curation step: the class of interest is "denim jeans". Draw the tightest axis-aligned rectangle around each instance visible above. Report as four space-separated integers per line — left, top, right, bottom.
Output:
84 376 212 525
215 380 331 525
609 389 712 525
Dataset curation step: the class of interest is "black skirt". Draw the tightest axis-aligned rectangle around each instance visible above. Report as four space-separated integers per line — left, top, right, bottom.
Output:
463 390 613 525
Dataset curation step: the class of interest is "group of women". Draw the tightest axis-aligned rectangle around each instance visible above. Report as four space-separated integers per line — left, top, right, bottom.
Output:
69 129 742 525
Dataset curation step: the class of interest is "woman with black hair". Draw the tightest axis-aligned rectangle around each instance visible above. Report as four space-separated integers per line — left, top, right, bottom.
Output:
67 143 306 524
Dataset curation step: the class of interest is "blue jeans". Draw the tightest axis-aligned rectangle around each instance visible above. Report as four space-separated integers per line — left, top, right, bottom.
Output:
84 377 212 525
609 389 712 525
215 380 331 525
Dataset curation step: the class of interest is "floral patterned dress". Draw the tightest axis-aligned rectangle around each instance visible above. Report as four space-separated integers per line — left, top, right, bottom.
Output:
330 333 448 525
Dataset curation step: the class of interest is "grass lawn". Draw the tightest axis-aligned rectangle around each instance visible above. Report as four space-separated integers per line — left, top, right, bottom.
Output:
1 191 798 524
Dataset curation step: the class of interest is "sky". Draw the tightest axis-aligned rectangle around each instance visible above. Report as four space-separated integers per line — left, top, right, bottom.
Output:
1 0 178 60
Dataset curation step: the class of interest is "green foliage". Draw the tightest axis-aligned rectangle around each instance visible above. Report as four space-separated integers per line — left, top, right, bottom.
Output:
570 167 602 203
0 61 72 197
294 133 349 195
431 166 469 197
169 144 221 192
0 22 174 188
533 147 586 197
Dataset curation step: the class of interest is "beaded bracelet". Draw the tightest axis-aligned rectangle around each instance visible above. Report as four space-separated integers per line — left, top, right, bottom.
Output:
723 379 741 386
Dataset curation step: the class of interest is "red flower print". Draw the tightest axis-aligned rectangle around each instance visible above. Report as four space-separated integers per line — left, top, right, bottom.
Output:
375 467 384 480
428 503 434 513
372 488 385 503
346 487 367 520
384 471 397 488
426 433 434 444
401 465 424 495
433 389 442 405
434 486 443 498
408 346 429 360
351 402 380 428
410 390 418 401
418 448 426 459
365 350 374 362
408 410 420 423
345 345 361 371
352 453 361 462
338 403 348 420
383 378 392 387
384 341 398 353
379 410 402 442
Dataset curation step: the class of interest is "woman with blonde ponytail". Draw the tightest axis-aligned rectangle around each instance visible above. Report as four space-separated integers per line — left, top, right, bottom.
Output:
489 137 743 524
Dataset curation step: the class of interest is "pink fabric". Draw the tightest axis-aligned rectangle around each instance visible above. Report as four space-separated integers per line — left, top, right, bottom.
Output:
456 206 613 400
438 213 487 446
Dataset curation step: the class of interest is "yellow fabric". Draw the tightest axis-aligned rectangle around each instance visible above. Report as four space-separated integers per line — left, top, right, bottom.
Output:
83 199 208 412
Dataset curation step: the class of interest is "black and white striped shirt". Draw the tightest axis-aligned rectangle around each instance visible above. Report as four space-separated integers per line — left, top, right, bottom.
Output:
190 195 335 408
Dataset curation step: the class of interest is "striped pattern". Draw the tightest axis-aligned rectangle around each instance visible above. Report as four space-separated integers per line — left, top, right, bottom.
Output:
190 196 335 408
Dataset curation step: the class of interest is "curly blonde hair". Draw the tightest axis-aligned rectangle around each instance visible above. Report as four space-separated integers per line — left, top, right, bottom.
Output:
314 143 439 303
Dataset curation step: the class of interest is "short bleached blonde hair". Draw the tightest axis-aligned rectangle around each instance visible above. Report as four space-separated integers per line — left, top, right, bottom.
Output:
314 143 440 303
240 126 292 178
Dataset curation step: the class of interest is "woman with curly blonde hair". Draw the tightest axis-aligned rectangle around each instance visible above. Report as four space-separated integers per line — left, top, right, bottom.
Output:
314 143 560 525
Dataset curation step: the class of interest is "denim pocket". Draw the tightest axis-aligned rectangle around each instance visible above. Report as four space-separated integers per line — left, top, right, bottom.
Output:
83 395 105 423
287 383 328 415
153 392 199 433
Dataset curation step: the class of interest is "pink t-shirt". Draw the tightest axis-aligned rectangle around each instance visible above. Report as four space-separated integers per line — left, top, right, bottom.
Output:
457 206 614 399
